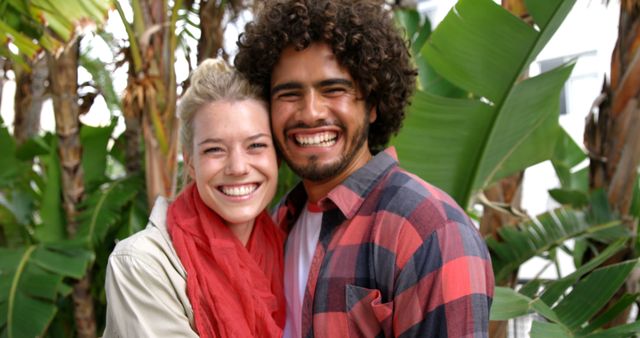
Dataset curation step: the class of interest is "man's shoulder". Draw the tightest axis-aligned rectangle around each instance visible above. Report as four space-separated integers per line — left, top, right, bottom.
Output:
378 167 463 213
370 166 471 232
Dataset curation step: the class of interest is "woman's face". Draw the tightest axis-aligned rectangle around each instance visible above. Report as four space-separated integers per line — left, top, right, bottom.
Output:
187 99 278 229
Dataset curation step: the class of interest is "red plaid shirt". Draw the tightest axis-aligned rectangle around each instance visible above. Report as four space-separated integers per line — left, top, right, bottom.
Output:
274 147 494 337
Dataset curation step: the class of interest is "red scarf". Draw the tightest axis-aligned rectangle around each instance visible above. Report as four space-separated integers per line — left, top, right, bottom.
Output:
167 183 285 337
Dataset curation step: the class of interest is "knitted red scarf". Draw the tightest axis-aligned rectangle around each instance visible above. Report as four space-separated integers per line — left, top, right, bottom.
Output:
167 183 285 337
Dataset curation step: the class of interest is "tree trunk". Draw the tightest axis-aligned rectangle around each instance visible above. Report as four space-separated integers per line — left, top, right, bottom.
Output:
479 172 524 338
583 0 640 327
197 0 226 62
128 0 180 204
13 56 48 144
122 48 144 175
48 41 96 338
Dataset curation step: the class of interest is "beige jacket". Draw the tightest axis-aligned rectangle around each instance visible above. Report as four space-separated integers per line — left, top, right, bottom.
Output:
102 197 198 338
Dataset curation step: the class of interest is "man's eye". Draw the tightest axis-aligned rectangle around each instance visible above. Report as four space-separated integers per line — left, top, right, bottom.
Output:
278 92 300 100
324 87 346 95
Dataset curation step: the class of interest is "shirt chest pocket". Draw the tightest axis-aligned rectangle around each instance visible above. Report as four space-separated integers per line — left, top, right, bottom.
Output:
345 284 394 337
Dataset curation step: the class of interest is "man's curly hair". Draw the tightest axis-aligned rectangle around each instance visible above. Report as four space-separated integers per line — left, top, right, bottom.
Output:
234 0 417 154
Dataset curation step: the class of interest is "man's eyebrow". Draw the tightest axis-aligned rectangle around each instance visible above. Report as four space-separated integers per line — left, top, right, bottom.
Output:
271 82 303 96
271 78 354 96
317 78 354 88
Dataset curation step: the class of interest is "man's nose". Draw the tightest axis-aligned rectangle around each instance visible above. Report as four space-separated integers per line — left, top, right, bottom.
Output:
225 150 249 176
299 90 327 122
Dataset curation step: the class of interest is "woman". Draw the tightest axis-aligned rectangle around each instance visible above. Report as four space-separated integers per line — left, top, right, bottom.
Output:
102 59 285 337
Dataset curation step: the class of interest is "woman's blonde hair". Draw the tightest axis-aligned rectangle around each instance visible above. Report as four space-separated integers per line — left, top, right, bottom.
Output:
178 58 265 157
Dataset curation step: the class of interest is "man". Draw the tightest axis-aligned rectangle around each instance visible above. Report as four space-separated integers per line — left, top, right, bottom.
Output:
235 0 494 337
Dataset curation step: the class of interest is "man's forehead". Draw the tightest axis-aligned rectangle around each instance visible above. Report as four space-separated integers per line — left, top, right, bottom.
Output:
270 43 353 86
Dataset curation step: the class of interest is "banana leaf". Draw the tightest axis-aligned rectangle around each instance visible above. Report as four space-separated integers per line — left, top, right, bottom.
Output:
0 0 111 66
487 203 628 282
81 121 117 189
0 243 93 338
36 136 66 243
552 260 638 331
393 0 577 208
75 175 143 249
490 256 639 338
394 9 465 97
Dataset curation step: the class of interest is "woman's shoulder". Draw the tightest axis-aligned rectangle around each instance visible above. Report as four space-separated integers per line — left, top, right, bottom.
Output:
108 197 185 277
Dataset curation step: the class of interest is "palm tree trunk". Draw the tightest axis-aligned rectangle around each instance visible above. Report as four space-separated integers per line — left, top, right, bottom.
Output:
142 0 179 203
197 0 226 62
48 40 96 338
583 0 640 327
14 56 48 144
120 0 179 204
479 172 524 338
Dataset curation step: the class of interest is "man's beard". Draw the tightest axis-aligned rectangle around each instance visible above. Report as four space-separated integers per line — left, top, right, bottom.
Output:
280 116 370 182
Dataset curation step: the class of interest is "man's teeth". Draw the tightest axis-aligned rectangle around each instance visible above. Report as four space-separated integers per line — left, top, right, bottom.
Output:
295 132 337 147
221 184 257 197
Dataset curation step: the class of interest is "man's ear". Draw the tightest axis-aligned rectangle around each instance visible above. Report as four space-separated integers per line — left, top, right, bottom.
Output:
368 105 377 123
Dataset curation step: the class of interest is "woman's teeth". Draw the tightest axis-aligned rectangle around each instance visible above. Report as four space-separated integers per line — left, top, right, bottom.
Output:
220 184 257 197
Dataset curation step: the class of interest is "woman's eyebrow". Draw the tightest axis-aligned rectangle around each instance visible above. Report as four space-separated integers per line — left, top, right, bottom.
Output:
197 138 223 146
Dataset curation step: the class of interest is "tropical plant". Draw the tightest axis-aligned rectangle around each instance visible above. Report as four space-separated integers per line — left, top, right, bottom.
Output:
393 0 576 210
583 0 640 326
394 0 640 336
0 116 146 337
491 251 640 337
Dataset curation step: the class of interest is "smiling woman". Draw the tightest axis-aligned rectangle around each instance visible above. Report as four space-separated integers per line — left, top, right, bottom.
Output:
187 99 278 244
102 59 285 338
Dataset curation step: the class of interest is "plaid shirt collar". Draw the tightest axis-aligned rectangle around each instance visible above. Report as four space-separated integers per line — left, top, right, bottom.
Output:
282 147 399 230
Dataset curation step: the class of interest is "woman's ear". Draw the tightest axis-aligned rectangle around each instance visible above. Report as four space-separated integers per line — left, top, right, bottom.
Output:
183 148 195 180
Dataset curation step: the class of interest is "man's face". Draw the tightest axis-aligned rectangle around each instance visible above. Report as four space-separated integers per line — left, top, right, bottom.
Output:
270 42 376 183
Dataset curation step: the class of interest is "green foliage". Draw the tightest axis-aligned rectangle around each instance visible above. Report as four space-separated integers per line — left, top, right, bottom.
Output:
0 0 112 68
393 8 466 98
487 194 628 282
0 243 94 338
80 51 122 114
491 257 640 338
393 1 640 334
76 175 144 250
81 121 118 190
0 119 148 336
393 0 577 208
271 163 300 209
37 136 66 243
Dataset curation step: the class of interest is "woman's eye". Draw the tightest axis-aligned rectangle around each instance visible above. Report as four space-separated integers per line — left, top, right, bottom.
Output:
249 143 268 150
203 147 223 154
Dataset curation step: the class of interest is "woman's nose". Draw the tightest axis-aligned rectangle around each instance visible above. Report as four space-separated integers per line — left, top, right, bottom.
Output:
224 150 249 176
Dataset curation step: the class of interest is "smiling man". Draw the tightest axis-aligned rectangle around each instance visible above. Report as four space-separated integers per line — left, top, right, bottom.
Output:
235 1 494 337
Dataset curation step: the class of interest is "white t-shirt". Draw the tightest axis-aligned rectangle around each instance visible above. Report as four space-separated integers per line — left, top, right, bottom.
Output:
282 203 322 338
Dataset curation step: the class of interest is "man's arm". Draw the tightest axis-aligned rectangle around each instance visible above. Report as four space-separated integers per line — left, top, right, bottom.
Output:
392 219 494 338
